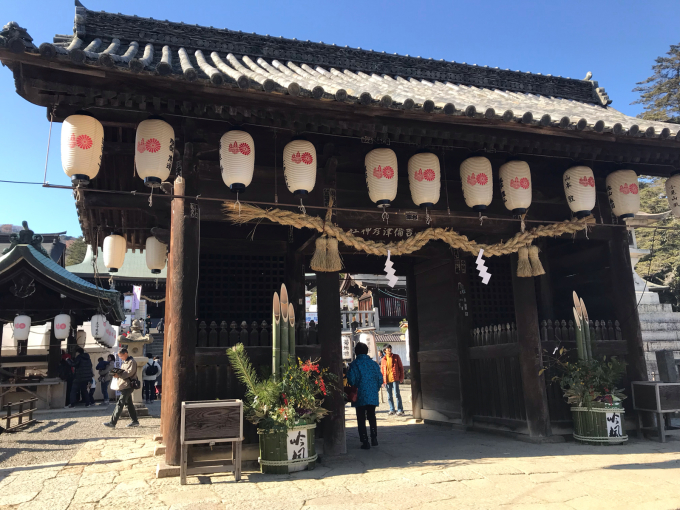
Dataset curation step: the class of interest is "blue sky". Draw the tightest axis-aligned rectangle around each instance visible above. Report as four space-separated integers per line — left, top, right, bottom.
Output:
1 0 678 237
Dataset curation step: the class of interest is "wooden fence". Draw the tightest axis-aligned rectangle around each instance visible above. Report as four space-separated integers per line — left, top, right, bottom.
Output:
197 320 319 348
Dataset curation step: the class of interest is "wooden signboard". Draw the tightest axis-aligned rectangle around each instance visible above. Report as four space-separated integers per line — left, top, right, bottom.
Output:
180 400 243 484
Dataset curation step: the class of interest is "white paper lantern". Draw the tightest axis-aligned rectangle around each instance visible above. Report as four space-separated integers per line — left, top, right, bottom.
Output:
606 170 640 219
54 314 71 340
460 157 493 211
365 148 398 207
665 173 680 218
283 140 316 196
499 161 532 214
103 234 126 272
563 166 596 218
135 118 175 188
13 315 31 341
91 314 106 340
145 236 167 274
408 153 441 208
61 114 104 186
219 130 255 192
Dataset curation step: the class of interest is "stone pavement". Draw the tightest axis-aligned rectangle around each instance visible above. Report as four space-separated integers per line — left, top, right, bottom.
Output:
1 396 680 510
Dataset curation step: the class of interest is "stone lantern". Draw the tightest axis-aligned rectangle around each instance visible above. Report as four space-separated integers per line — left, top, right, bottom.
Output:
116 319 154 408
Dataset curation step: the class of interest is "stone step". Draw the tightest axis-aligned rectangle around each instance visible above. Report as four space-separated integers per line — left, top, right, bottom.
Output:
641 322 680 331
638 313 680 323
638 304 674 313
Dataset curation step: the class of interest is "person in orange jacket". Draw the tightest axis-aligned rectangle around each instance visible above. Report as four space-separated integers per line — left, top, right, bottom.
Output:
380 345 405 416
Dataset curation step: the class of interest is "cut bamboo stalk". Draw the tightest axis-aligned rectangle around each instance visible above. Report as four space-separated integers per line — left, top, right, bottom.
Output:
280 284 289 372
288 303 296 364
580 297 593 360
573 306 585 361
272 292 281 381
573 291 583 319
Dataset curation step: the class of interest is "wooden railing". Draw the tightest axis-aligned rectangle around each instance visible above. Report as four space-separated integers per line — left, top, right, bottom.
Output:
341 309 378 331
196 320 319 348
540 319 622 343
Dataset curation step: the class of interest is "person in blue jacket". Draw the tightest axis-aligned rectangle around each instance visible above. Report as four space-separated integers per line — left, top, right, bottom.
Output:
346 342 383 450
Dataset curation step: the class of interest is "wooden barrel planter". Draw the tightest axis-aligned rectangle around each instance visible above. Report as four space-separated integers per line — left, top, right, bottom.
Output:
571 402 628 445
258 421 317 474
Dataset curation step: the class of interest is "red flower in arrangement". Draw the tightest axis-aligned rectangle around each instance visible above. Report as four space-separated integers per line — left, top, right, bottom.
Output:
68 133 77 149
137 138 146 153
382 165 394 179
239 143 251 156
423 168 436 182
282 393 288 406
629 183 639 195
510 177 521 189
373 165 383 179
520 177 530 189
145 138 161 153
466 173 477 186
76 134 93 150
476 173 488 185
228 141 240 154
620 184 630 195
414 169 424 182
301 152 313 165
291 151 302 164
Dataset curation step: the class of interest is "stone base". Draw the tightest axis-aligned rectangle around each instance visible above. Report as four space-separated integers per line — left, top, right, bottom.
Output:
153 434 163 442
156 462 180 478
154 444 166 457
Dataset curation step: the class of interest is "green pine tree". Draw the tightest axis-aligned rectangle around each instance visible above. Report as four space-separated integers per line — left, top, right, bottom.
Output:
635 178 680 306
632 43 680 122
65 236 88 265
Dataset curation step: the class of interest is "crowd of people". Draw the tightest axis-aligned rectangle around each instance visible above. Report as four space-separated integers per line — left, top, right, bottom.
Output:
59 347 163 415
345 343 406 450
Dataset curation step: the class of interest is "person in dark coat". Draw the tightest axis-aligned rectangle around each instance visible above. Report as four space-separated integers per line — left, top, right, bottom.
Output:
346 342 383 450
69 347 93 408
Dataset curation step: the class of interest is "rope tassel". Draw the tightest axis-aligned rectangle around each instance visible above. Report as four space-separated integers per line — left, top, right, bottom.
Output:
310 236 328 272
325 237 343 272
529 245 546 276
516 246 532 277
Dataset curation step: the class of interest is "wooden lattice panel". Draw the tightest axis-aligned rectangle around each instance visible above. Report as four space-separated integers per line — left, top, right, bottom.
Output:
467 255 515 327
198 253 286 324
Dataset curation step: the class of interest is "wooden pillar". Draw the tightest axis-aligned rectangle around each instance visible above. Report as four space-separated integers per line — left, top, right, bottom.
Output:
47 318 61 378
535 239 555 321
405 266 423 420
160 245 174 445
317 271 346 456
453 258 475 427
163 169 199 466
609 227 648 382
511 254 552 438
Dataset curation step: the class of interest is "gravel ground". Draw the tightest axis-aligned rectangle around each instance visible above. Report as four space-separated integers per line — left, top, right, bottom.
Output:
0 401 160 469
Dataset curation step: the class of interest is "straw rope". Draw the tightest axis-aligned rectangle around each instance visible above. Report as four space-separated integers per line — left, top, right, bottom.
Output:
223 201 595 258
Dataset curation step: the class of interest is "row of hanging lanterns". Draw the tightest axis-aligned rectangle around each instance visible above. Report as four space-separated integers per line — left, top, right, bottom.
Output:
101 234 167 274
12 313 72 341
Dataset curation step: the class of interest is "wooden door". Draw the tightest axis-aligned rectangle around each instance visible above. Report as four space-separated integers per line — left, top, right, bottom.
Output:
414 259 462 422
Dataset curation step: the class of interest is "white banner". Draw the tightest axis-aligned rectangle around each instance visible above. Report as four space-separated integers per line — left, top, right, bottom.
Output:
606 412 623 438
132 285 142 312
286 428 309 473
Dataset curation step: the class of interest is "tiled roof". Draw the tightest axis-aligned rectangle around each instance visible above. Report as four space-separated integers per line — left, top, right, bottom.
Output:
0 244 124 321
5 2 675 141
67 245 167 280
374 333 405 343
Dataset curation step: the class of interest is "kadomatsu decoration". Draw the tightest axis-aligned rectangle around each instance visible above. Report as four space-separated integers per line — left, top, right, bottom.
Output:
227 283 336 473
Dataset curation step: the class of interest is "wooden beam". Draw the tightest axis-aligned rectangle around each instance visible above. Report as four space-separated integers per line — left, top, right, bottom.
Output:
468 343 520 360
608 227 648 382
163 148 199 466
316 271 346 456
47 317 61 378
511 253 552 438
406 267 423 420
